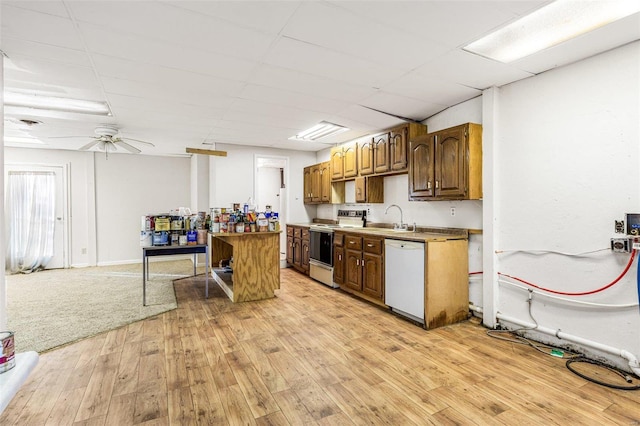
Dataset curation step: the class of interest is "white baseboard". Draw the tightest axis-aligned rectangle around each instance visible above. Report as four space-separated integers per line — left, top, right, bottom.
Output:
97 255 193 267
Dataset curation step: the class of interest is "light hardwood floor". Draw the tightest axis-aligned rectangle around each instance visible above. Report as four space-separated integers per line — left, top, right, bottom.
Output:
2 268 640 425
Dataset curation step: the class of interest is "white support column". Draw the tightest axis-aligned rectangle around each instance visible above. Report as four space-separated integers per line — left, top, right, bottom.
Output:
0 49 6 330
481 87 500 328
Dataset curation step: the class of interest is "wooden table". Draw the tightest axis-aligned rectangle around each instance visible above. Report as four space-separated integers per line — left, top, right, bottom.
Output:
208 232 280 302
141 244 209 305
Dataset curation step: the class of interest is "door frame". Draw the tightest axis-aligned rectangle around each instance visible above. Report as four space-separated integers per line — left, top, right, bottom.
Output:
5 162 71 269
253 154 289 263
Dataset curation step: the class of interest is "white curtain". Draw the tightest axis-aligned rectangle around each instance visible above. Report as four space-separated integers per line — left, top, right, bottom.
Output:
5 171 56 274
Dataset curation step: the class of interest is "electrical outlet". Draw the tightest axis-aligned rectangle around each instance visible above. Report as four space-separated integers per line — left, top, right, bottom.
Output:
610 238 630 253
81 248 87 254
615 220 625 233
450 207 456 217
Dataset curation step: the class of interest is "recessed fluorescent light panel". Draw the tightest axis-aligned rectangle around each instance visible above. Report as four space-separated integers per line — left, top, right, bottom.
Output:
4 91 112 116
463 0 640 63
289 121 349 142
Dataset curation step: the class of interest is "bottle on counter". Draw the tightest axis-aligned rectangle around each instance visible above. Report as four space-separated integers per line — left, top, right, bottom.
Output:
257 213 268 232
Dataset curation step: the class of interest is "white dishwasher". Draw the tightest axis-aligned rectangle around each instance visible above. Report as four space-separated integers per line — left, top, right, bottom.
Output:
384 239 425 324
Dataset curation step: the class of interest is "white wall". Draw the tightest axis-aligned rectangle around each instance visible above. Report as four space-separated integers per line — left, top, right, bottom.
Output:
213 144 317 224
94 153 190 264
492 41 640 366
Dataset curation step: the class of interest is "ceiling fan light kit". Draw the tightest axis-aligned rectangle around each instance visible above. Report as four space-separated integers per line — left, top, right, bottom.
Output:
52 125 155 158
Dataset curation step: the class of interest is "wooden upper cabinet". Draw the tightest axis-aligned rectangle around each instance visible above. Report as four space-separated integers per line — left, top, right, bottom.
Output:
303 166 313 203
390 125 409 171
409 123 482 201
373 132 390 174
319 161 332 202
409 134 435 199
310 164 321 202
355 176 384 203
330 146 344 180
359 138 374 176
343 142 358 178
435 126 465 199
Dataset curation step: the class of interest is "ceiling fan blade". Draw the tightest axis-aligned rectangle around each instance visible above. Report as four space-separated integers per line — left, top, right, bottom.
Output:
117 141 141 154
120 137 155 147
79 140 101 150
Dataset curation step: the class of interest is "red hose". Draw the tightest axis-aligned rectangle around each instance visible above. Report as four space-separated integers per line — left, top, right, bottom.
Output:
498 250 636 296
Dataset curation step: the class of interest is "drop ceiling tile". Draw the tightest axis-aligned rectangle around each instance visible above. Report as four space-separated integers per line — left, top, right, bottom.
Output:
107 99 224 129
382 71 481 106
67 1 275 61
1 5 83 49
79 25 258 82
415 50 534 90
1 39 91 68
282 1 447 71
228 99 327 124
329 1 520 48
164 0 301 34
92 55 245 98
4 56 101 92
101 76 233 111
2 0 70 18
238 84 349 115
249 64 378 103
263 37 404 88
359 92 447 122
334 105 405 129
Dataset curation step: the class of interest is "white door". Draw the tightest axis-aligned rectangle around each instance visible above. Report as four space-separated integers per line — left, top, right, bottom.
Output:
5 164 68 269
254 156 288 262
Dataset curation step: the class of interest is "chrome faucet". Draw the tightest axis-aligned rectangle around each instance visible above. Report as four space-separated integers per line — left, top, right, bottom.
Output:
384 204 407 230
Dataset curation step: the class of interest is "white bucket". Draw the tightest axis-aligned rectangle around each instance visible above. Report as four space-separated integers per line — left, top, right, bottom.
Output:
0 331 16 374
140 231 153 247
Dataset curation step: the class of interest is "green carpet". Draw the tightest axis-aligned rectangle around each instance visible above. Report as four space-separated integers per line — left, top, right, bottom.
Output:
6 260 199 353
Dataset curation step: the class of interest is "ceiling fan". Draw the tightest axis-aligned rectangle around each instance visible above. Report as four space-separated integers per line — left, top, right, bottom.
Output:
52 125 155 157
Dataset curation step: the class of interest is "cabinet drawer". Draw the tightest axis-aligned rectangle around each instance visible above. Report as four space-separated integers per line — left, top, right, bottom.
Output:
334 232 344 246
301 227 310 240
293 227 301 238
345 235 362 250
363 238 383 255
287 226 294 237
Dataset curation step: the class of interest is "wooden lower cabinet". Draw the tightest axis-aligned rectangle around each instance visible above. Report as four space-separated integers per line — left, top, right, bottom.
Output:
286 225 310 274
334 232 385 304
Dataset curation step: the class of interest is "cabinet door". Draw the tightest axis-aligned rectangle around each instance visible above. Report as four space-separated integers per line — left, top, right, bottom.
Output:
390 125 409 171
320 162 332 202
330 147 344 180
311 164 321 202
359 138 374 176
409 134 435 199
373 132 390 174
435 125 466 199
355 177 366 203
303 166 313 203
343 143 358 178
333 246 344 285
362 253 383 300
344 248 363 292
293 237 301 267
301 238 310 273
286 235 294 264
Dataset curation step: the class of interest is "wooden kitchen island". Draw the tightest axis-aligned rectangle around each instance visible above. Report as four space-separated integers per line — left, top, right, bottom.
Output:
208 231 281 302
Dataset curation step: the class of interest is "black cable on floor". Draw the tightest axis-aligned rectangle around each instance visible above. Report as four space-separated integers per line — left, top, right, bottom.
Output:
566 357 640 390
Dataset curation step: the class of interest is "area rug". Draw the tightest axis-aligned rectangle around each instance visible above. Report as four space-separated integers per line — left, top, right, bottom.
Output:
5 260 199 353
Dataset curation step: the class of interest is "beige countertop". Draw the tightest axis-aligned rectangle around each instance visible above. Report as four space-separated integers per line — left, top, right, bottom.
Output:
286 223 468 242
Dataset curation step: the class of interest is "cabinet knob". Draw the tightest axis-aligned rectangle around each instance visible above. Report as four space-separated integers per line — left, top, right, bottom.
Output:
435 180 439 189
338 254 342 260
427 181 431 190
356 259 359 266
367 243 373 247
